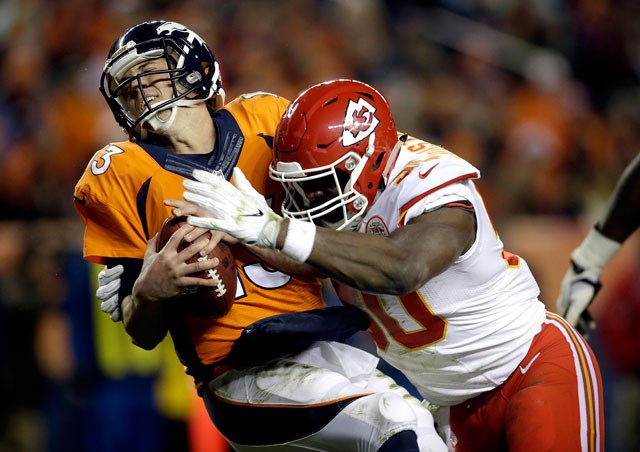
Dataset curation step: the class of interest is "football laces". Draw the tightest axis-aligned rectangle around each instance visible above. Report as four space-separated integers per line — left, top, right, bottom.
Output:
198 255 227 297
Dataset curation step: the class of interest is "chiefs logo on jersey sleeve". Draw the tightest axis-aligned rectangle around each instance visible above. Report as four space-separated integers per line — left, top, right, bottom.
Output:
365 216 389 236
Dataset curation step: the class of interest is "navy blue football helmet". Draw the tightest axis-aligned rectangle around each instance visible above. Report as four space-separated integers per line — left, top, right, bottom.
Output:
100 20 225 134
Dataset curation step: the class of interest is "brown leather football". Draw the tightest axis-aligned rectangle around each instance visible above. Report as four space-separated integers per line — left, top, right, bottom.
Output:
156 216 236 317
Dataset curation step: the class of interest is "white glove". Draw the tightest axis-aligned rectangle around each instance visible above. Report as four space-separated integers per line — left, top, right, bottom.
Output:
556 227 621 332
183 167 283 248
183 167 316 262
96 264 124 322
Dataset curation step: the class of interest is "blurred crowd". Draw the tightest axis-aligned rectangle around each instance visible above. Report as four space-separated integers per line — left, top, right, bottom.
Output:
0 0 638 451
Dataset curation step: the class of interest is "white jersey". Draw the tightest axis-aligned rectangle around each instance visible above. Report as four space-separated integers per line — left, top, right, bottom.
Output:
335 135 546 406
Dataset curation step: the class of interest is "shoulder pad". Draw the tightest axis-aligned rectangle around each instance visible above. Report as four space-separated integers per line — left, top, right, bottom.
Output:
390 137 480 193
223 93 290 127
225 92 289 111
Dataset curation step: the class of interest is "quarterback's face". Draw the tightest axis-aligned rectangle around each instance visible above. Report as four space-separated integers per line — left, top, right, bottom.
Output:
120 58 174 120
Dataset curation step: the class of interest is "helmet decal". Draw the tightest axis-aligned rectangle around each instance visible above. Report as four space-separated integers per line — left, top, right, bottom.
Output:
156 21 193 37
271 79 400 231
343 98 380 146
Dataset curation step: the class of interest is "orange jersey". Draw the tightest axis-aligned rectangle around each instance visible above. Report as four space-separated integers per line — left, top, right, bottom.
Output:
74 93 325 370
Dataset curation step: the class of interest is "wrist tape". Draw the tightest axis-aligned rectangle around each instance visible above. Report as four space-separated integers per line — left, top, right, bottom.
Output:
572 226 621 270
280 219 316 262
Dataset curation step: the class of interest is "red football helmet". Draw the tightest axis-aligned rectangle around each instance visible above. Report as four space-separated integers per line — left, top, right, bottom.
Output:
270 79 400 230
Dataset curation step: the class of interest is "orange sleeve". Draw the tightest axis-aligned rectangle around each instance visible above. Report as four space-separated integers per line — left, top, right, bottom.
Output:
73 142 172 263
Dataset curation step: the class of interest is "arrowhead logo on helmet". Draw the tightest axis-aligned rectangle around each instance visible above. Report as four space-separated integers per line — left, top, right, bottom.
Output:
342 98 380 146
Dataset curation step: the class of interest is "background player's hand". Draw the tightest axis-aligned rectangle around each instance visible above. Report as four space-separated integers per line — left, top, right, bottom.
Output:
182 167 283 248
556 263 600 334
96 264 124 321
556 226 621 335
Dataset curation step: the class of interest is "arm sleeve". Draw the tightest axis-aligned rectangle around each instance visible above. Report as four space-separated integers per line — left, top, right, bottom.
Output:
104 257 143 302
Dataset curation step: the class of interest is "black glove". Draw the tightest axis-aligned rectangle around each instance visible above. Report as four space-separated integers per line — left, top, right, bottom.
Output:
226 305 369 369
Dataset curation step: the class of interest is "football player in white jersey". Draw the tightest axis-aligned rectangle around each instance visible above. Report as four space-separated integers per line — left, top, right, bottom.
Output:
179 79 605 451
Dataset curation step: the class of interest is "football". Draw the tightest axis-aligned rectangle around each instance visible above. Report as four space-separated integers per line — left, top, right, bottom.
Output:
156 215 236 318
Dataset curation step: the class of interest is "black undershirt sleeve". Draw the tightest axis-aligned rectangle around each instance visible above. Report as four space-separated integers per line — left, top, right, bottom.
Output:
104 257 143 302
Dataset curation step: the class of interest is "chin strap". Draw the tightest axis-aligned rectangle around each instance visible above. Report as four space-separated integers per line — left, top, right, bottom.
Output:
141 104 179 132
381 135 405 186
140 92 220 133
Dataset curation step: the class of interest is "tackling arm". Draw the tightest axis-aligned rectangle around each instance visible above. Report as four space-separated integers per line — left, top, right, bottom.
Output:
183 167 476 295
244 243 328 279
304 207 475 295
166 198 325 279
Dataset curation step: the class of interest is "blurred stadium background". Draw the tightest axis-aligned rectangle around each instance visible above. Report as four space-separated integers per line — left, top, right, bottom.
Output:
0 0 638 451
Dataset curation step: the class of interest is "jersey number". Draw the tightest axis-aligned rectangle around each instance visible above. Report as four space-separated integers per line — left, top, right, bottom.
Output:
234 262 292 298
91 145 124 175
361 292 446 351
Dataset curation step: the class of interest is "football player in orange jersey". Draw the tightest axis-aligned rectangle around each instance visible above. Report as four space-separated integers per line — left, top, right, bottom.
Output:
181 79 605 452
74 21 446 452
